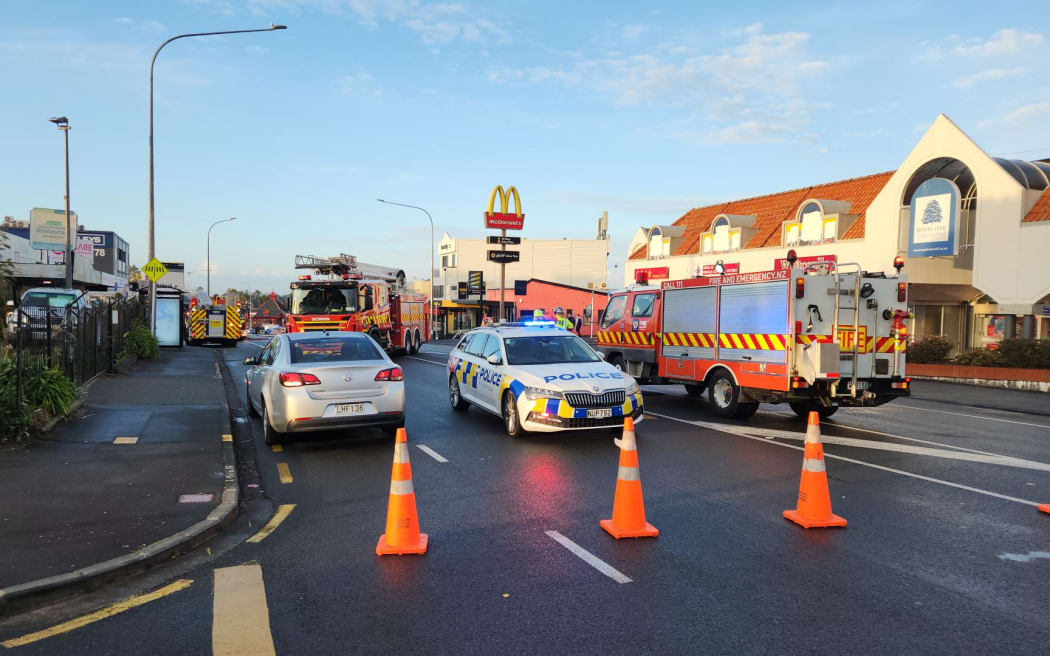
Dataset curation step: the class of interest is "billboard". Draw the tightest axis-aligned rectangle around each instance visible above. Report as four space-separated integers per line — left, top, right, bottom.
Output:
30 207 76 251
484 185 525 230
908 178 961 257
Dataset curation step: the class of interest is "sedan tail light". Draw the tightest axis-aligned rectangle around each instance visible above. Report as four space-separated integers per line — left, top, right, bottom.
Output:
375 366 404 382
280 372 321 387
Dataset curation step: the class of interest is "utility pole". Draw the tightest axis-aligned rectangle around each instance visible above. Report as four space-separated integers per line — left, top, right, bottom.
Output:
49 117 72 288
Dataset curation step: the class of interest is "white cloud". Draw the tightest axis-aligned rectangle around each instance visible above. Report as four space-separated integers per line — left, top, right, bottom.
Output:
622 24 647 40
488 23 830 145
978 101 1050 128
337 71 381 96
111 17 166 31
954 67 1024 89
955 28 1044 56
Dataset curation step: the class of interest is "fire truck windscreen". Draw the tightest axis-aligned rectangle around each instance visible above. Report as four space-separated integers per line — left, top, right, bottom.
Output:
291 286 359 315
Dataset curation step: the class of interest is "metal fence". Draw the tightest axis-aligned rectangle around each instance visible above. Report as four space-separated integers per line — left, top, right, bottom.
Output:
5 298 148 395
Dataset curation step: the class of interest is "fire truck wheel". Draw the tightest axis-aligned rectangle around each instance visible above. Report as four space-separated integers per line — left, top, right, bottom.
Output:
502 391 523 438
789 400 838 419
734 402 759 419
449 376 469 411
684 383 706 397
707 370 744 418
608 354 627 374
414 330 422 352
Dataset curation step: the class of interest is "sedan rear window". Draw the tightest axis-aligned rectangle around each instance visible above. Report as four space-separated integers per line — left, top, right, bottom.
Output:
289 337 382 364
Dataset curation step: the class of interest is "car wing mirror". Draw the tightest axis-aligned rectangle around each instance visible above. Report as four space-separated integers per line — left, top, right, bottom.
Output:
243 356 258 366
596 351 607 360
487 354 502 365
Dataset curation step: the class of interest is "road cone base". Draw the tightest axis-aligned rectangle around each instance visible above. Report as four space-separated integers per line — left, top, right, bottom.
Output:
1038 504 1050 515
600 519 659 539
782 509 847 529
376 533 429 556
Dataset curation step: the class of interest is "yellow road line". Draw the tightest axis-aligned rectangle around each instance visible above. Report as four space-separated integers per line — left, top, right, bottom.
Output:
212 565 276 656
2 580 192 648
113 436 139 444
271 445 283 453
276 462 293 484
222 434 233 442
247 504 296 543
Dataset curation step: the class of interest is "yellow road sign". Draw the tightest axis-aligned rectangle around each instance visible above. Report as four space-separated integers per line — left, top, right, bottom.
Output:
142 258 168 282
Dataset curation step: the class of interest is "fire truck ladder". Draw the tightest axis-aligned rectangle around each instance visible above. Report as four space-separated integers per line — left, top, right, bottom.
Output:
827 262 863 398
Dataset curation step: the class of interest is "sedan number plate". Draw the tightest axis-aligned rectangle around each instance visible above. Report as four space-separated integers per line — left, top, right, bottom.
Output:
587 408 613 419
333 403 366 415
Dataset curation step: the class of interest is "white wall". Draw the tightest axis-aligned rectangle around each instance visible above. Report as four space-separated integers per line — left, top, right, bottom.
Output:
438 237 608 295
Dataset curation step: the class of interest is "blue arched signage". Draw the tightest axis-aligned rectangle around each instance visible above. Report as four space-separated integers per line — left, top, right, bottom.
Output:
908 177 961 256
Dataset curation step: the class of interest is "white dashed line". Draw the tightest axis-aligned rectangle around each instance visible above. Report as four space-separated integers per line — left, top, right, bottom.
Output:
416 444 449 463
892 403 1050 429
405 356 445 366
545 530 633 584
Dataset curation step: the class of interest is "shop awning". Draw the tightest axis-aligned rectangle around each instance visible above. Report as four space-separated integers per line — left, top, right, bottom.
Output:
440 300 481 309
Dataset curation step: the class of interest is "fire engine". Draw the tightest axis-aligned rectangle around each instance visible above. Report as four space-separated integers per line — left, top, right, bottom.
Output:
286 254 429 354
595 251 911 419
186 293 245 347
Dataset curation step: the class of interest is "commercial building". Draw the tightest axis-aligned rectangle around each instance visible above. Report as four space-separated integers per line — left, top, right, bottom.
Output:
491 278 610 337
623 115 1050 350
434 224 609 334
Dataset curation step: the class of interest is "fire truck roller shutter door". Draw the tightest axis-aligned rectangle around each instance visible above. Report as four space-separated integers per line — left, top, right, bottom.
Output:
718 281 789 364
661 286 717 360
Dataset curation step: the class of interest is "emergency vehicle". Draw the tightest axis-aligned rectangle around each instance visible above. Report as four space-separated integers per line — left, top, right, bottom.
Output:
596 251 911 419
286 254 429 354
186 293 245 347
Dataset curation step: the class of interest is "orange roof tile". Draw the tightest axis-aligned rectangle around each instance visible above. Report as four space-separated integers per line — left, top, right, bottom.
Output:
629 171 895 260
1024 187 1050 222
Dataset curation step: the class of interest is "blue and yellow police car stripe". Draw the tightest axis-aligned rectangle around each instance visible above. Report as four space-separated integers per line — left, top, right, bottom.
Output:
530 392 643 419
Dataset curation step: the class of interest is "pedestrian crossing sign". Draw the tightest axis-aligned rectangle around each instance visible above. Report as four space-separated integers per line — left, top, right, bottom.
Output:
142 258 168 282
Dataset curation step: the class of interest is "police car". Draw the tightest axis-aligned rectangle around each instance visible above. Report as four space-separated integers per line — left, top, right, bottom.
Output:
447 323 643 437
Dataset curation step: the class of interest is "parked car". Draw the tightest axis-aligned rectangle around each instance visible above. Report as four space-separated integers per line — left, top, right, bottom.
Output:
6 287 89 339
243 331 405 443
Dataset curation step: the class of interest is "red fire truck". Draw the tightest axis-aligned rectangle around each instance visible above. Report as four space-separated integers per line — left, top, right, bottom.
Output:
596 251 911 419
285 254 429 354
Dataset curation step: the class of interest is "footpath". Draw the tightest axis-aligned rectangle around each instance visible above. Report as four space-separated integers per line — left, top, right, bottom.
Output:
0 346 237 613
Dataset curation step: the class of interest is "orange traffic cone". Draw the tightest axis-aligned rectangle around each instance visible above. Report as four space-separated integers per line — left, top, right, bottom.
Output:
601 418 659 539
376 428 428 555
1039 504 1050 515
783 411 847 529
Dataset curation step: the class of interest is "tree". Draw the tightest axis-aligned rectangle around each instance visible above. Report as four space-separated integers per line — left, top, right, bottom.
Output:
922 199 944 224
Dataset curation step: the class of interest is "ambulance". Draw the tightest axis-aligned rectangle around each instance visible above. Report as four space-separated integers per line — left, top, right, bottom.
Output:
596 251 911 419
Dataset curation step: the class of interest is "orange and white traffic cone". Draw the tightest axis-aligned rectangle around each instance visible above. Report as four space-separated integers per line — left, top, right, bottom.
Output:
376 428 428 555
783 411 847 529
601 418 659 539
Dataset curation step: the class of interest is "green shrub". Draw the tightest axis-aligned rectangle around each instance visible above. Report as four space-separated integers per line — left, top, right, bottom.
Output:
123 322 159 360
24 366 78 416
906 335 954 363
994 338 1050 369
0 357 30 441
953 348 1004 367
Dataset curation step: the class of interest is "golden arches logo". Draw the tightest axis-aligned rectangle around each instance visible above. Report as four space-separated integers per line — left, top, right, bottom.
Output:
484 185 525 230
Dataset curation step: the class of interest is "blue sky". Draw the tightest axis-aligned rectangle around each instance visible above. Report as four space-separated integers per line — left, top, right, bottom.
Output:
2 1 1048 293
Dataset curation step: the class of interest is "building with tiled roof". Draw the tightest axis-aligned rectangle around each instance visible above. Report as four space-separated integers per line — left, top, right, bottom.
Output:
623 115 1050 346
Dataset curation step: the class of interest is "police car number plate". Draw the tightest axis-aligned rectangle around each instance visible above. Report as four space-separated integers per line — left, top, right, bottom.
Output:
333 403 365 415
587 408 613 419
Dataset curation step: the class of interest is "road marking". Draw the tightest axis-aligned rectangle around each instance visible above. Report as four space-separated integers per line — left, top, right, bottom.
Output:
645 411 1043 507
1 579 192 648
405 355 445 366
271 445 283 453
998 550 1050 563
247 504 296 543
213 564 276 656
113 436 138 444
222 433 233 442
544 530 632 584
645 412 1050 472
892 403 1050 429
244 341 265 349
416 444 449 463
819 423 1010 458
277 462 293 484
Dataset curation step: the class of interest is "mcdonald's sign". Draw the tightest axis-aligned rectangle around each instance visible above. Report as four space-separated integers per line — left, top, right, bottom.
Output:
484 185 525 230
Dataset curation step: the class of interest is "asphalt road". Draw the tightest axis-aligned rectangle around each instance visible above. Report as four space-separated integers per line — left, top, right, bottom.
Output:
2 338 1049 655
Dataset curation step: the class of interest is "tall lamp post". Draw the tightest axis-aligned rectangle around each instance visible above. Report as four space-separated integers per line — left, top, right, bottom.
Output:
148 24 287 335
48 116 72 288
206 217 236 297
377 199 435 339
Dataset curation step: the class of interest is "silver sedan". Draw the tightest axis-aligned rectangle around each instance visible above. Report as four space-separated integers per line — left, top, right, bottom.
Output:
244 331 405 444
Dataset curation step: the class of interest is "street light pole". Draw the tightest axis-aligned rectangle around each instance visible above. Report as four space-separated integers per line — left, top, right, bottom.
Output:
376 199 435 339
148 24 286 335
206 217 236 298
49 117 72 288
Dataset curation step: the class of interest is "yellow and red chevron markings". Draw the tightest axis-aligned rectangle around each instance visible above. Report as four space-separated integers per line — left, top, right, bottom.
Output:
718 333 789 351
189 308 207 339
597 330 656 346
225 306 243 339
661 332 716 348
796 334 904 353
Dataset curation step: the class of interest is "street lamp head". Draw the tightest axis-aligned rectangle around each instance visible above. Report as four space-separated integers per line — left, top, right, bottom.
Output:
48 116 68 126
270 24 287 30
377 198 385 203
